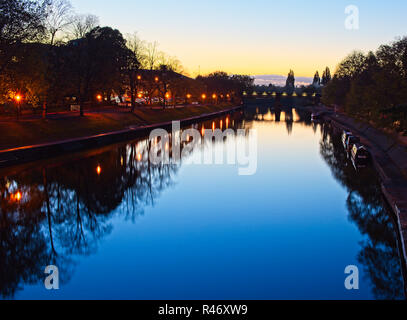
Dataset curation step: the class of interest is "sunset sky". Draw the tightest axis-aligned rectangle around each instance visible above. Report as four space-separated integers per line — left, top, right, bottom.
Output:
71 0 407 78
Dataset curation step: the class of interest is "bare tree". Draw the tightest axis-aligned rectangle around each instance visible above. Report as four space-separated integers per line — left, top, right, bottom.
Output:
45 0 74 45
125 32 147 68
145 41 159 70
70 14 99 39
166 55 184 74
124 33 145 112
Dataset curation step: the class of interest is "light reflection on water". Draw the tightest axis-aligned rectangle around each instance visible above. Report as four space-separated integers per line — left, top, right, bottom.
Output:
0 106 405 300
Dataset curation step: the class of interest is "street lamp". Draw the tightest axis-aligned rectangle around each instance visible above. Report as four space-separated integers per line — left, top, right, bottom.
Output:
155 76 159 82
137 75 142 80
96 94 102 102
15 94 22 120
14 191 22 202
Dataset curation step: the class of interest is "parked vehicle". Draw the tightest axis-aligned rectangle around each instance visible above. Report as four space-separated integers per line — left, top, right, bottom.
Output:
344 135 361 153
351 143 371 167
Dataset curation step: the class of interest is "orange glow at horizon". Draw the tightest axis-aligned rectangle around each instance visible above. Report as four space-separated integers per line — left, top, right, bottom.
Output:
179 46 338 78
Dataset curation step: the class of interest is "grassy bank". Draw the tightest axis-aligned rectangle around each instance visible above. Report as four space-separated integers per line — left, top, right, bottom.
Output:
0 104 235 150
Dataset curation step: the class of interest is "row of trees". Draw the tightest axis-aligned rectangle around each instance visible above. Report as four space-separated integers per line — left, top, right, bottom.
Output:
288 68 332 91
249 68 332 98
0 0 253 118
312 67 332 87
322 37 407 133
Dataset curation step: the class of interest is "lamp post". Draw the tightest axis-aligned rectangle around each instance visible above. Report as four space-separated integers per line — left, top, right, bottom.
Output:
133 75 142 109
15 94 22 120
153 76 160 107
186 94 191 105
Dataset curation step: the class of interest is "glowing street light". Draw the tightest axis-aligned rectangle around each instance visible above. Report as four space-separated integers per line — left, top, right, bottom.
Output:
96 94 102 102
15 94 22 120
137 93 143 98
14 191 22 202
201 94 206 100
186 94 192 99
96 165 102 175
137 75 142 80
212 94 217 99
165 93 171 99
155 76 159 82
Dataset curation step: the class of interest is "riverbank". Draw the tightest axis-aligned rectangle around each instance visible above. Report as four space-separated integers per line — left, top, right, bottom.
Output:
0 104 236 150
0 104 242 167
310 105 407 285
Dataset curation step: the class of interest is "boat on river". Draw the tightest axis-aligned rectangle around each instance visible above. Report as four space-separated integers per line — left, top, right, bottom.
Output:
351 143 371 168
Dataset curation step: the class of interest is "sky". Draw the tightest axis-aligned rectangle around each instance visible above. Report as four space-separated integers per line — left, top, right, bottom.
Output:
70 0 407 79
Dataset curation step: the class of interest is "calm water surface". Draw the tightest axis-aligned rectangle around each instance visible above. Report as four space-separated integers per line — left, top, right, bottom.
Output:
1 106 405 300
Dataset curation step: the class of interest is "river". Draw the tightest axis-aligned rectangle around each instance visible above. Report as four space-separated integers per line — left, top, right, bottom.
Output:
0 105 405 300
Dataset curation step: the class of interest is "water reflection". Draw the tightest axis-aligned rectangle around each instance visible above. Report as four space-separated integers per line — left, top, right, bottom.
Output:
0 107 405 299
319 122 405 299
0 113 245 299
244 106 310 136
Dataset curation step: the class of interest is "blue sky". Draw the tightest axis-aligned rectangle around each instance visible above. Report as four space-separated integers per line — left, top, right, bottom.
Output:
71 0 407 77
